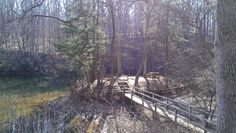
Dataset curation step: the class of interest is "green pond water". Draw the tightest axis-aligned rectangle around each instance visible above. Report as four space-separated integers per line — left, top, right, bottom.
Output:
0 76 69 122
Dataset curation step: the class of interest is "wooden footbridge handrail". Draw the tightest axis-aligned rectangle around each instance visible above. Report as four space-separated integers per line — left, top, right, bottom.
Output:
120 84 216 133
140 89 216 118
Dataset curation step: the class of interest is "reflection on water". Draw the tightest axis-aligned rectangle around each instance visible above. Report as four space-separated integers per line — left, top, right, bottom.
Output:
0 107 66 133
0 76 69 131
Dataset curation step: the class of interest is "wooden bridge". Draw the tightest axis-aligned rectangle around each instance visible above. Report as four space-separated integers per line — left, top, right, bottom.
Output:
118 82 216 133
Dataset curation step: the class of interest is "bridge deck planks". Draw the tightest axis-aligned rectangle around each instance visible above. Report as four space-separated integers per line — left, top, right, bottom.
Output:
124 92 214 133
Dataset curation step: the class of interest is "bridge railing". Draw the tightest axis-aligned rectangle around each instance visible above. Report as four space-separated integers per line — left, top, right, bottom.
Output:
139 89 216 118
124 88 216 132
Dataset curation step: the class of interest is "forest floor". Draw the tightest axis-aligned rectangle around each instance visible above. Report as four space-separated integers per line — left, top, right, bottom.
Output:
46 94 196 133
0 75 210 132
60 75 207 133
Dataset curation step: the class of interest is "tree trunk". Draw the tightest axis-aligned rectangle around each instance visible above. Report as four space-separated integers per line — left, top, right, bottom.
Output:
117 33 122 76
215 0 236 132
143 34 148 75
135 59 143 86
165 0 170 89
110 0 116 76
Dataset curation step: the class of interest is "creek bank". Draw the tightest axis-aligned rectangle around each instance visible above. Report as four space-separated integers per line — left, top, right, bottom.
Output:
0 76 195 133
2 94 193 133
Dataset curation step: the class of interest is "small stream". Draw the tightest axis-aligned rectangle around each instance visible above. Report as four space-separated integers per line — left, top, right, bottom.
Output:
0 76 111 133
0 76 71 132
0 76 127 133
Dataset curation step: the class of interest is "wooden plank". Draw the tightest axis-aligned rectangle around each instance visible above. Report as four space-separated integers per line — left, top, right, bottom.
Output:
139 89 216 118
137 90 216 127
124 93 215 133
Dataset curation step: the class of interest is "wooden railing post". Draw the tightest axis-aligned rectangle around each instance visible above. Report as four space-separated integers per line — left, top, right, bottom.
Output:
203 115 208 133
154 102 157 112
130 90 133 107
175 109 178 122
203 120 207 133
131 90 133 100
166 98 169 110
189 107 192 120
141 91 144 106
